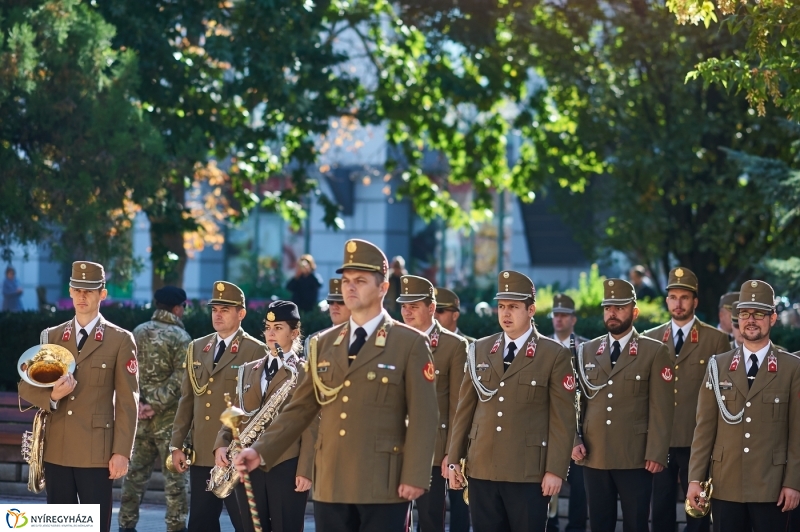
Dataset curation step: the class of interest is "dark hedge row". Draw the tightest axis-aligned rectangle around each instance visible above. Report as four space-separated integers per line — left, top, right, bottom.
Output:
2 307 798 390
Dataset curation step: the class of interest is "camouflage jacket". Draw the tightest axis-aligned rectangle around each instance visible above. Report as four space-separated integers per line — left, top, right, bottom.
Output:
133 310 192 420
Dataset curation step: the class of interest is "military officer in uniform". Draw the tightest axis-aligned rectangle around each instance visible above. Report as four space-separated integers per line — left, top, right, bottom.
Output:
572 279 674 532
214 301 318 532
687 280 800 532
18 261 139 532
718 292 739 339
644 268 731 532
434 288 475 344
433 286 472 532
233 239 439 532
170 281 264 532
448 271 576 532
120 286 192 532
326 278 351 326
398 276 468 532
548 293 589 532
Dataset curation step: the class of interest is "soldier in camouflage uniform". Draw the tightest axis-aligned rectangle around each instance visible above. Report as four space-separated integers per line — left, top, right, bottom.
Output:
119 287 192 532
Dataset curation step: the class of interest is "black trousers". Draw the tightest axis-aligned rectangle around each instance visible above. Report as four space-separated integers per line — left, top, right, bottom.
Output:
188 465 244 532
652 447 710 532
44 462 113 532
235 457 308 532
711 498 789 532
415 467 446 532
314 501 410 532
583 467 652 532
448 485 471 532
546 460 588 532
468 477 550 532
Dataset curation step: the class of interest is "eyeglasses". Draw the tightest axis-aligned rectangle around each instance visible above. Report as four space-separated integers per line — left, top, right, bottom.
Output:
435 308 454 314
326 300 343 306
737 310 772 321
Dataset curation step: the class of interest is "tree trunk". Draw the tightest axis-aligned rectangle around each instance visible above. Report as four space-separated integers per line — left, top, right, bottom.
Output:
148 180 188 292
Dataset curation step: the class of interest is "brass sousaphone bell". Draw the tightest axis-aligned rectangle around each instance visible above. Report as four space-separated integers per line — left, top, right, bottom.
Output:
685 477 713 518
17 345 76 387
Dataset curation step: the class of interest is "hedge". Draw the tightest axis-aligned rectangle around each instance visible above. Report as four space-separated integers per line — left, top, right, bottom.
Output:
2 306 799 390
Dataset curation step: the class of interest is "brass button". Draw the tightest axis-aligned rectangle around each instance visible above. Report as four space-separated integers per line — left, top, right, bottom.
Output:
674 389 678 394
497 412 503 417
607 407 612 412
700 360 705 364
206 403 211 407
675 402 678 406
746 417 751 423
235 376 238 381
531 380 536 386
205 416 210 421
608 393 613 398
441 424 446 428
675 364 680 369
342 396 349 403
339 429 346 436
101 363 106 369
746 402 751 407
106 423 110 428
340 412 347 419
606 420 611 425
70 396 75 401
381 377 389 384
435 370 440 375
209 377 214 383
478 376 482 381
498 397 504 402
608 380 613 385
393 446 399 452
496 426 502 432
744 447 749 453
67 410 73 415
635 375 640 381
500 382 505 387
344 380 351 387
745 433 750 438
675 377 679 382
207 390 212 395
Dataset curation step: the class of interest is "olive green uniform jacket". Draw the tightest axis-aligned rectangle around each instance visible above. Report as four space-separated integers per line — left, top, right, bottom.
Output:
644 319 731 447
18 316 139 467
170 329 265 467
448 330 576 482
688 345 800 502
250 312 439 504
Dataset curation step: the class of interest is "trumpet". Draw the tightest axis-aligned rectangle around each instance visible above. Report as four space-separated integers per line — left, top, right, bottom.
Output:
17 345 75 387
685 477 713 518
166 445 196 473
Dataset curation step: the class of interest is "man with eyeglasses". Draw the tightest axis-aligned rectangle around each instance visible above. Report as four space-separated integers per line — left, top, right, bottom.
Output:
397 276 468 532
687 280 800 532
120 286 192 532
434 288 475 344
326 278 351 326
644 268 730 532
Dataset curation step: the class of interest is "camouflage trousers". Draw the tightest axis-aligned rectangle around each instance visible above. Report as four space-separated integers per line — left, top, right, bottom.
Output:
119 416 188 532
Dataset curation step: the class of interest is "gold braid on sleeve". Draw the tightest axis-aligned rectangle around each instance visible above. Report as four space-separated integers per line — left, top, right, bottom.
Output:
307 335 343 405
186 342 208 396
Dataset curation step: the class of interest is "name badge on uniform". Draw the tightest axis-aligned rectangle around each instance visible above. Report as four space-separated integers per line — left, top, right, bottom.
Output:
377 363 396 370
476 363 490 371
718 380 733 390
317 360 331 373
230 365 239 369
192 361 202 367
584 363 596 370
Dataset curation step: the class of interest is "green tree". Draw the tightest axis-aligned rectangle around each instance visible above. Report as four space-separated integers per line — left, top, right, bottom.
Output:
0 0 163 277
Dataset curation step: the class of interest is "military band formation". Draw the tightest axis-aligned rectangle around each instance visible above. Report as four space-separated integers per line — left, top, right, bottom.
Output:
15 239 800 532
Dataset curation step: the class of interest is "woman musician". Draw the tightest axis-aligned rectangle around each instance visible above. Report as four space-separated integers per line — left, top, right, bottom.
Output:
213 300 318 532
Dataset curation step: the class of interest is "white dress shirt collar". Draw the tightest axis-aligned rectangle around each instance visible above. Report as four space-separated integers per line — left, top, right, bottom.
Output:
74 314 101 346
504 326 534 358
607 328 635 353
744 343 771 372
216 330 239 352
671 317 696 341
349 311 386 346
424 322 436 337
553 333 572 349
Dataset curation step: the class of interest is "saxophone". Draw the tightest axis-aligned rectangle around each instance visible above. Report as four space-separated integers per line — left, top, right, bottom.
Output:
207 343 298 498
21 329 51 493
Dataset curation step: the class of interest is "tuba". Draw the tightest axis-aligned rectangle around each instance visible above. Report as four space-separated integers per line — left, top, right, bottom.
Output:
685 477 713 518
18 340 75 493
207 343 298 498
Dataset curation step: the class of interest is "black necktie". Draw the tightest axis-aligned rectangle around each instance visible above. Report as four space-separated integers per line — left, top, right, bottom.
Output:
675 329 684 355
348 327 367 365
610 341 621 366
503 342 517 373
77 328 88 351
214 341 226 365
267 358 279 381
747 354 759 388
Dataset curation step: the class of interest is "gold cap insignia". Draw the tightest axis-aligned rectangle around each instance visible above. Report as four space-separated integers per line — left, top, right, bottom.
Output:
267 311 275 322
503 272 510 279
216 282 225 292
608 280 615 287
367 371 376 381
80 263 86 270
434 288 438 295
346 241 357 253
675 268 684 278
333 279 339 284
403 278 408 284
751 281 758 288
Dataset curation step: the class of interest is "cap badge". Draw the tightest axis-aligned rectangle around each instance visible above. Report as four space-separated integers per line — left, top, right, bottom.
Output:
80 263 87 270
403 278 408 284
267 312 276 322
217 282 225 292
503 271 510 279
675 268 684 278
346 241 357 253
434 289 438 295
608 280 615 287
751 281 758 288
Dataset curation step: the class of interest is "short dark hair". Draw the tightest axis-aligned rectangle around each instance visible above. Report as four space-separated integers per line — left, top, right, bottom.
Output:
155 302 176 311
523 297 535 309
